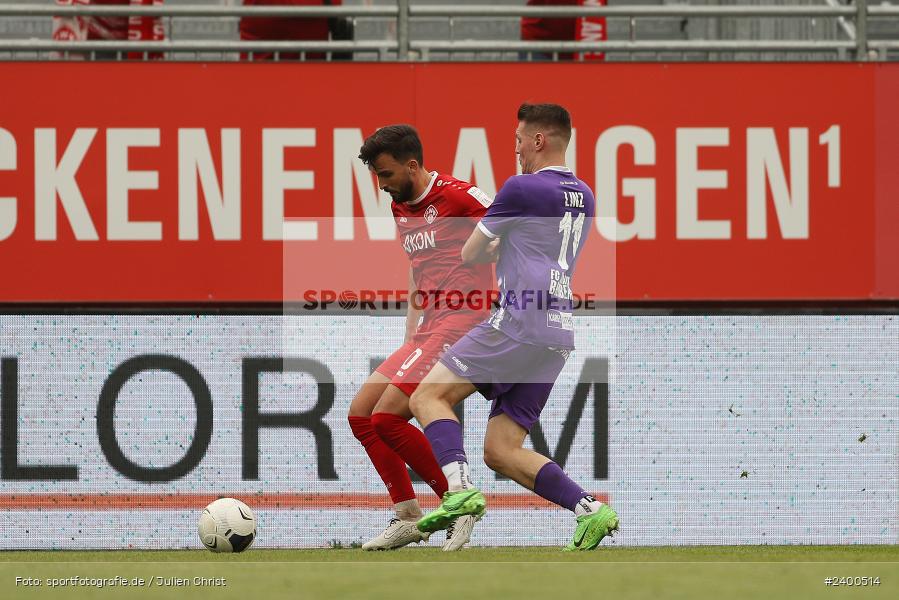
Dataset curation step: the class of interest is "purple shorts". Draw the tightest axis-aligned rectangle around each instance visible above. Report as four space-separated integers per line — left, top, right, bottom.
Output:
439 322 570 432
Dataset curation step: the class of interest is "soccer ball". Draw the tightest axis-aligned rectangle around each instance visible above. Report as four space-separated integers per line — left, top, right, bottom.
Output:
198 498 257 553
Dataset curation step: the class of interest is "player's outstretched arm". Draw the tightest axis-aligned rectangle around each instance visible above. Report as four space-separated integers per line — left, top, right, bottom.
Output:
461 228 499 264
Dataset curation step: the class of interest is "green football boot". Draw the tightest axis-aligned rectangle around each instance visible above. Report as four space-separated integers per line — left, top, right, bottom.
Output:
563 505 619 551
417 488 487 533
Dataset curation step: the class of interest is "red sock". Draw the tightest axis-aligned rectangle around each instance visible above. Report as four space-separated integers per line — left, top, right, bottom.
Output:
371 412 449 499
348 416 416 504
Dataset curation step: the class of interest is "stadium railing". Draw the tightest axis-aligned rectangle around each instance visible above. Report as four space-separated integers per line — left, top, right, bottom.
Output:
0 2 897 61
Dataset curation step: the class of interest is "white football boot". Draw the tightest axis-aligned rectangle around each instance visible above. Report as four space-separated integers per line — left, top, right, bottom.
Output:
442 514 478 551
362 518 431 551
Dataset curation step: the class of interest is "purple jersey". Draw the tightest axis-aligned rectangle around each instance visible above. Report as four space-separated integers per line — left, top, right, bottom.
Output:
477 166 595 349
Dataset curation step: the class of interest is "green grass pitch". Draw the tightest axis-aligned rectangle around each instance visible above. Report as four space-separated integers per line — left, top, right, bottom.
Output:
2 546 897 600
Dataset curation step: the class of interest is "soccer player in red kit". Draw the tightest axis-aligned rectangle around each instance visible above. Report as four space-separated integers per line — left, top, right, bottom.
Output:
349 125 495 551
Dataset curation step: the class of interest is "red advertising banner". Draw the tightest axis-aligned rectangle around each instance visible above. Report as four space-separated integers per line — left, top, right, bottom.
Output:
0 63 896 303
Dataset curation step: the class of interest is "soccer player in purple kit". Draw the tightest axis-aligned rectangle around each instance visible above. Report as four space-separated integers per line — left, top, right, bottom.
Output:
408 103 619 550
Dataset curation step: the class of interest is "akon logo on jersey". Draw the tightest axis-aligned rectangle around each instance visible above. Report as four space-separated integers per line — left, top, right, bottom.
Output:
402 230 436 254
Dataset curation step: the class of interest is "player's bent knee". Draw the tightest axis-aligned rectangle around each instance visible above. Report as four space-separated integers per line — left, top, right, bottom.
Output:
409 384 449 416
483 447 506 474
348 382 388 418
408 388 427 417
347 393 375 418
372 385 412 419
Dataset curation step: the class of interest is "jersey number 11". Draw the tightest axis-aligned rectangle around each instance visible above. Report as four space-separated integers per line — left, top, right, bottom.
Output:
558 212 585 271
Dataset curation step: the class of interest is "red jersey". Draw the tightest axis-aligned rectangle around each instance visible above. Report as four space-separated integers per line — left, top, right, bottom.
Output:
392 173 494 335
521 0 578 60
521 0 578 42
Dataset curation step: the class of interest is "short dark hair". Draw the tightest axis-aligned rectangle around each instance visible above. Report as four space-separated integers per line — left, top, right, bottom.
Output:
358 124 424 167
517 103 572 144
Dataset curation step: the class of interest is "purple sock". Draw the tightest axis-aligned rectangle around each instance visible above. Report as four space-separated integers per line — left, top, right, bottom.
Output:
534 462 588 512
423 419 467 467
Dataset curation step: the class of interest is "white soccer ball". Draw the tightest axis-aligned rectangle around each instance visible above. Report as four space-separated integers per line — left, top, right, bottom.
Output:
198 498 257 553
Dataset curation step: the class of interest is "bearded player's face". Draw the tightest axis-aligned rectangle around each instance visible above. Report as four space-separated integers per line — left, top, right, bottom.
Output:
370 153 416 203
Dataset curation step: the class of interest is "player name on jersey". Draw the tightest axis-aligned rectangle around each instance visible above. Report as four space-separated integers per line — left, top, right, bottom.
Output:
563 191 585 208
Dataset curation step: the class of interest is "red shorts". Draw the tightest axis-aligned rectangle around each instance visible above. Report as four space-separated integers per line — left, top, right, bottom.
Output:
374 329 469 397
